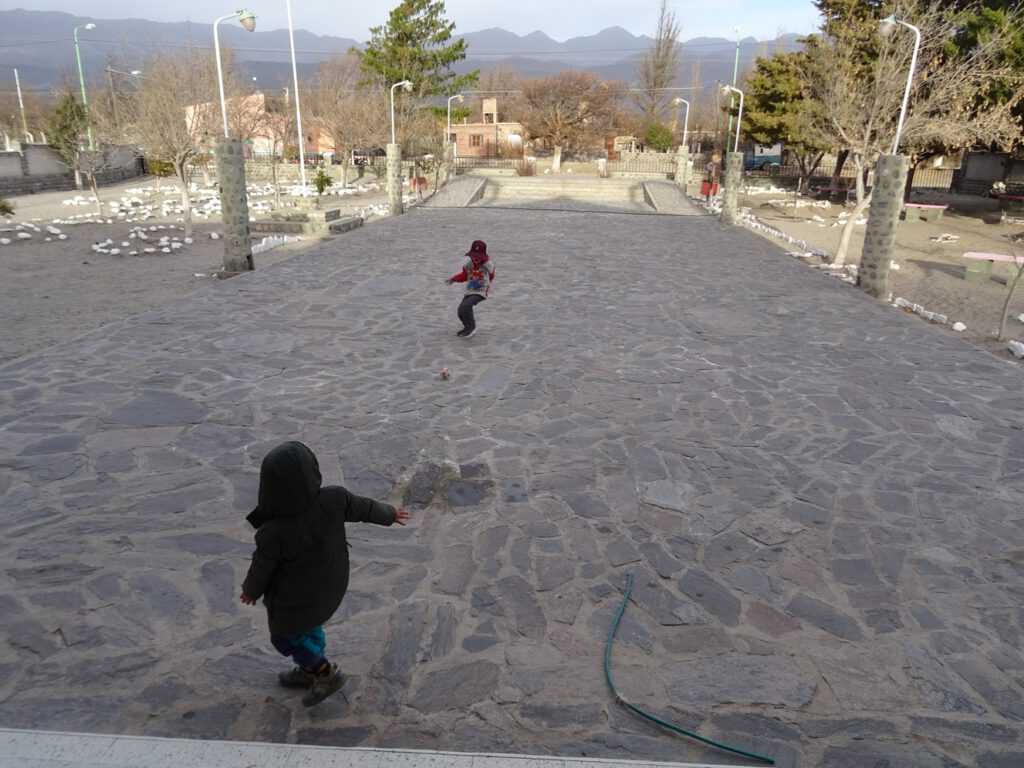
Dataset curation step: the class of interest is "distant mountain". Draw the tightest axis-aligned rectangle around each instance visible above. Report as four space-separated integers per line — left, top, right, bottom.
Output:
0 8 801 95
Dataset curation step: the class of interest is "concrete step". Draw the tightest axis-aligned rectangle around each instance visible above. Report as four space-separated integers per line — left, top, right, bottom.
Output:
0 728 748 768
481 177 644 204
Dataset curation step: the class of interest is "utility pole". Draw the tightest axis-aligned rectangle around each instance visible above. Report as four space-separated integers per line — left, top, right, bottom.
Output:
725 27 740 152
14 68 28 139
106 67 120 132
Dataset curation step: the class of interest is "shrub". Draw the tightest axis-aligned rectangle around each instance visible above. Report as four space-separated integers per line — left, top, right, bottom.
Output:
516 158 536 176
313 167 333 195
643 123 675 153
0 197 13 217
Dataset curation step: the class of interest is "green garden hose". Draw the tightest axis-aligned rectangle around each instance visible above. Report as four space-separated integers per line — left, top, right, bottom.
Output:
604 572 775 766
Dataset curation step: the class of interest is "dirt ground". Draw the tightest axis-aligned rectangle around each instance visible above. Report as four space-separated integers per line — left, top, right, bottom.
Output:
2 174 1023 366
0 177 391 365
737 186 1024 361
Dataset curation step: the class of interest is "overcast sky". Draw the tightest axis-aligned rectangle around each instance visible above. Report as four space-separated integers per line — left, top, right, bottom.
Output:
17 0 822 41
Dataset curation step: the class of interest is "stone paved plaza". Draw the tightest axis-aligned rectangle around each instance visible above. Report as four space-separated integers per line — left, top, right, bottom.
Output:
1 192 1023 768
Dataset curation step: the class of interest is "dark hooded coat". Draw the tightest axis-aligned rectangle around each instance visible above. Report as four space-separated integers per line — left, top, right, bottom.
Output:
241 441 398 636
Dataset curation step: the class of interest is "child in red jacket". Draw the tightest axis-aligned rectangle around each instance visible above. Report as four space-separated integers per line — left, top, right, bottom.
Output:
445 239 496 338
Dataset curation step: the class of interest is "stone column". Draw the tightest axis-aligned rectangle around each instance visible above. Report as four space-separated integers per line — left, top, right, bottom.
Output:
387 143 403 217
719 151 742 225
214 137 253 273
675 146 689 190
443 140 455 184
859 154 909 300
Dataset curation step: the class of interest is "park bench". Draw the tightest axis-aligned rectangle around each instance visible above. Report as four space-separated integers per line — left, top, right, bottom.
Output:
810 185 848 202
996 194 1024 214
961 251 1023 284
904 202 948 222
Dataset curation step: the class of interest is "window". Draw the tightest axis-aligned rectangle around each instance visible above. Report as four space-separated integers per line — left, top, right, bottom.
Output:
470 135 482 147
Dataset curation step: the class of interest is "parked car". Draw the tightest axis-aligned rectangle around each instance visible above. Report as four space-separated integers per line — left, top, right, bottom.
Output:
744 143 784 170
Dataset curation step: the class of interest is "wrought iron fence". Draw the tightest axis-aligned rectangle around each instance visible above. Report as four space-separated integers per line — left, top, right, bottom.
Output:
606 158 676 175
454 157 523 170
748 163 954 190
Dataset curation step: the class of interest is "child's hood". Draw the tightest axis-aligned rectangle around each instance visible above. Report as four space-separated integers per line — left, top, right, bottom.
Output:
246 440 322 528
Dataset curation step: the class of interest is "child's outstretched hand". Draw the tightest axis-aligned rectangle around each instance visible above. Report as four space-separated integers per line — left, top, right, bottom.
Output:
239 591 256 605
444 278 453 286
394 506 411 526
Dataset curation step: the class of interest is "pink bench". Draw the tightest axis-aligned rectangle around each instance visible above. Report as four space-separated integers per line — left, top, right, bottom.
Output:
961 251 1023 283
904 203 948 222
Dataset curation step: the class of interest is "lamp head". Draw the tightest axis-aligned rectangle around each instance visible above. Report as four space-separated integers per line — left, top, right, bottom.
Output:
130 70 142 75
457 94 464 103
238 9 256 32
673 97 683 105
402 80 414 92
879 14 897 37
85 23 96 30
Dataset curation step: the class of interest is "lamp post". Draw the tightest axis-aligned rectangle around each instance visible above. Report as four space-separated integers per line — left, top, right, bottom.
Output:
390 79 413 145
106 67 142 132
73 23 97 151
446 93 464 146
720 85 743 153
725 27 740 152
673 97 690 150
213 9 257 138
879 14 921 155
285 0 307 188
14 68 29 140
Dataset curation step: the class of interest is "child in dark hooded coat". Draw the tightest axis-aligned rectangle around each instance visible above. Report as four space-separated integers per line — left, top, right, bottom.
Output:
240 440 409 706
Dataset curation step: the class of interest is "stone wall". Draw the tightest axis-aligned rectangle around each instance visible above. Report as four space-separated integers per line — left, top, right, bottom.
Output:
0 144 144 197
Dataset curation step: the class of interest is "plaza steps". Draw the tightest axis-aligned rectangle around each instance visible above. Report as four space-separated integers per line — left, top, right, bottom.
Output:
477 176 646 206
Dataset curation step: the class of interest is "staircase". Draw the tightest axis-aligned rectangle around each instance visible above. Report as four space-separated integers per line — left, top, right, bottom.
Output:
476 176 647 208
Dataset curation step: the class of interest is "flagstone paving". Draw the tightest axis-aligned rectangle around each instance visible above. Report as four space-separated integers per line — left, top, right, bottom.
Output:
1 198 1022 768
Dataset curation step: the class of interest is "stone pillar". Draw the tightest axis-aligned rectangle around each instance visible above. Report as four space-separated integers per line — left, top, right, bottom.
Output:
443 140 455 184
676 146 689 189
387 143 403 217
214 137 253 273
859 154 909 300
719 151 742 225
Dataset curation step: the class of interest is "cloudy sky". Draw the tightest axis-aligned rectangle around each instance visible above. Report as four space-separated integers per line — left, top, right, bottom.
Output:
21 0 823 41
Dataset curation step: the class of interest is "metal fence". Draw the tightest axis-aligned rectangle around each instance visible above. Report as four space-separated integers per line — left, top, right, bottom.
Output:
747 163 954 190
606 158 676 175
454 157 523 171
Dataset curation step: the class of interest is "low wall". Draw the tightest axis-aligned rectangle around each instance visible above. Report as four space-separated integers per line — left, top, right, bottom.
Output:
0 145 144 198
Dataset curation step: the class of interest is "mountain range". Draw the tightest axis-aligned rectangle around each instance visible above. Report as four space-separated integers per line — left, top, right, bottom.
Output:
0 9 802 95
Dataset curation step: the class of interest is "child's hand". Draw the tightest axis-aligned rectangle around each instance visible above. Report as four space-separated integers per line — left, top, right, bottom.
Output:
394 506 411 526
239 591 256 605
444 279 453 286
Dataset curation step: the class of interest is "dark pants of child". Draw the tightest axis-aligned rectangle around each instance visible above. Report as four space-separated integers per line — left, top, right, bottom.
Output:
271 626 326 670
458 294 485 331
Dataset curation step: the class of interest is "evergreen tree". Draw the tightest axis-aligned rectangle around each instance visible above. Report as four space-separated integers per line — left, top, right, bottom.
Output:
360 0 478 97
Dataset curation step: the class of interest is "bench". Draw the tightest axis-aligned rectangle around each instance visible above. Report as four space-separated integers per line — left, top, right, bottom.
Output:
810 185 848 202
904 203 948 222
961 251 1024 284
997 194 1024 213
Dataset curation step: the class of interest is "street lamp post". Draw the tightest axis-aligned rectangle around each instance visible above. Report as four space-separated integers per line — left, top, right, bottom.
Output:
213 8 257 138
14 68 29 140
720 85 744 153
673 97 690 150
73 23 97 151
446 93 464 147
285 0 307 188
390 79 413 145
879 14 921 155
106 67 142 132
725 27 740 152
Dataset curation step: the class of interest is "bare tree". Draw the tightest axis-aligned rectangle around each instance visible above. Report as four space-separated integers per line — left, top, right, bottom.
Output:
120 46 222 238
805 1 1021 265
306 52 390 185
518 71 627 172
633 0 682 125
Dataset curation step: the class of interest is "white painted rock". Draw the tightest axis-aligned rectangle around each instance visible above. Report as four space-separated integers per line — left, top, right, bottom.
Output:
1008 340 1024 359
952 322 967 332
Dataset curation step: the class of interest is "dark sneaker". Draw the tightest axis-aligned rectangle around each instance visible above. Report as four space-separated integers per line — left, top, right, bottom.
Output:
278 665 316 689
302 663 346 707
464 328 477 338
456 328 470 337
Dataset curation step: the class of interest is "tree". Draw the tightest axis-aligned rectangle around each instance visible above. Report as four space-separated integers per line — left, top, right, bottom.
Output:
643 123 675 152
47 92 103 198
518 71 627 172
633 0 681 125
803 0 1022 265
745 50 829 192
359 0 478 99
120 46 222 238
